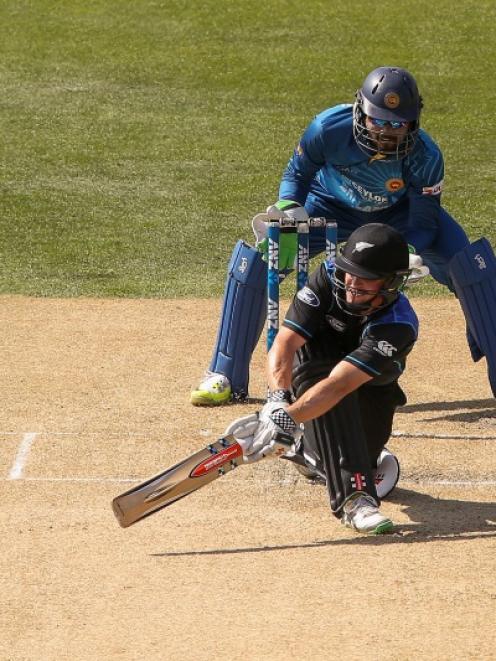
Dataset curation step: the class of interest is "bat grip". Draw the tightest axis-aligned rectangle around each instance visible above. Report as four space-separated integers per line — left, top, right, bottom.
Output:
271 431 295 449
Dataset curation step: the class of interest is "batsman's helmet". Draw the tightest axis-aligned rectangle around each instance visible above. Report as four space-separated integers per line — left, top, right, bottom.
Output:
332 223 411 316
353 66 423 159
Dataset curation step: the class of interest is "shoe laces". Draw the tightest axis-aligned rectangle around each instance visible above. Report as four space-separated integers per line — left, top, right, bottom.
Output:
202 372 228 387
346 494 378 516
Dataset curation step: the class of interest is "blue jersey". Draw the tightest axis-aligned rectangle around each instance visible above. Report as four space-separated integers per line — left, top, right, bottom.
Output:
279 104 444 250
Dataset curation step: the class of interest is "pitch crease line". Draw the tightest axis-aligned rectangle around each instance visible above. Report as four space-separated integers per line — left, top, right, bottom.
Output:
8 433 38 480
393 432 496 440
1 476 496 487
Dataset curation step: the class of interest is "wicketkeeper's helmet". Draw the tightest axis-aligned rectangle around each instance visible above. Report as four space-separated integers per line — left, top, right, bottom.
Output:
332 223 411 316
353 66 423 159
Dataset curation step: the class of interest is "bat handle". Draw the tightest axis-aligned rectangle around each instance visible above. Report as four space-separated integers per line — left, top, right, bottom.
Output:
271 431 296 457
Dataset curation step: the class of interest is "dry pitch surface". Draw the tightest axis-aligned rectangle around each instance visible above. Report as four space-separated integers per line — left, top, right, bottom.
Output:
1 297 495 660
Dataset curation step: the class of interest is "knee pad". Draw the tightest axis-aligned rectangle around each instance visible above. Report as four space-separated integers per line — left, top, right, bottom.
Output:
209 241 266 397
449 238 496 396
373 448 400 499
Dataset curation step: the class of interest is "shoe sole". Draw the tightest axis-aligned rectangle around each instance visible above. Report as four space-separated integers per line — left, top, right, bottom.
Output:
190 393 231 407
371 519 394 535
342 517 394 535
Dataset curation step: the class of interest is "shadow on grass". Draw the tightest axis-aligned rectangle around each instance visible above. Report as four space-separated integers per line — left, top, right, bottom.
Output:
151 487 496 557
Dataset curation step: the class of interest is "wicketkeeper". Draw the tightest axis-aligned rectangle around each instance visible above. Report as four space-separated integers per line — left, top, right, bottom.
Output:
225 223 417 534
191 66 496 405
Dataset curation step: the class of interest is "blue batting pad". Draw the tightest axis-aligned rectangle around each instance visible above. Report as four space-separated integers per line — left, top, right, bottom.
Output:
209 241 267 398
466 326 484 362
449 238 496 396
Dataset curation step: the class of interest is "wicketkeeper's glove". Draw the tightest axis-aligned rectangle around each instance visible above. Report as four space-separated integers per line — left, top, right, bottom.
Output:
406 245 430 285
252 200 309 270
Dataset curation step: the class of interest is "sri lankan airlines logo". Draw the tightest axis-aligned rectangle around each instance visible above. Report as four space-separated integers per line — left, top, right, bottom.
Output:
422 180 444 196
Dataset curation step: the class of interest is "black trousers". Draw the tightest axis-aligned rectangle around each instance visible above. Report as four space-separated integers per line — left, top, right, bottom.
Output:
292 337 406 514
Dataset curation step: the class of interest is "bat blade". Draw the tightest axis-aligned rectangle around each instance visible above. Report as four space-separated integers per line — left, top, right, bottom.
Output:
112 435 243 528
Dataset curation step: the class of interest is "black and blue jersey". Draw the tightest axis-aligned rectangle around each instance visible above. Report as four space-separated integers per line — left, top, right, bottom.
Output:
283 261 419 385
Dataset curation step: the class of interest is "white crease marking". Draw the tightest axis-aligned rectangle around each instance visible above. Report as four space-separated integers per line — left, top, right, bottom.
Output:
8 433 38 480
0 476 495 488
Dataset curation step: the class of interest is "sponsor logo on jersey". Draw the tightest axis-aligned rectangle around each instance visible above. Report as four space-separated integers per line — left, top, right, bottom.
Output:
238 257 248 274
373 340 397 357
422 180 443 196
475 253 487 270
296 143 304 156
326 315 346 332
385 178 405 192
351 181 388 204
296 286 320 307
353 241 375 253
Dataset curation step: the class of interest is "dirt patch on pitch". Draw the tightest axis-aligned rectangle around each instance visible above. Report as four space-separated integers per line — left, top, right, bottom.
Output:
1 296 495 660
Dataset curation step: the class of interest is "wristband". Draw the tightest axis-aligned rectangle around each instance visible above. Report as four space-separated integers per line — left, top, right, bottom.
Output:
270 408 297 434
267 388 293 403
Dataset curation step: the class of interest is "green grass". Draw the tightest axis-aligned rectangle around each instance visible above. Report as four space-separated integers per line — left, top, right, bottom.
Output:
0 0 495 297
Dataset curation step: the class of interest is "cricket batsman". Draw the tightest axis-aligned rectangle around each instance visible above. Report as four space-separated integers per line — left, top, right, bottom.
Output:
225 223 416 534
191 66 496 405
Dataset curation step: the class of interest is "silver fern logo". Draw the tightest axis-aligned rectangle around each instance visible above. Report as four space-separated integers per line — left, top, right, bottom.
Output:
297 287 320 307
353 241 375 253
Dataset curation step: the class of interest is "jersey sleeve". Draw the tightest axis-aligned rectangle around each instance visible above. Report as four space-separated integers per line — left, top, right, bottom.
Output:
283 264 332 339
344 322 417 379
278 117 326 205
404 132 445 252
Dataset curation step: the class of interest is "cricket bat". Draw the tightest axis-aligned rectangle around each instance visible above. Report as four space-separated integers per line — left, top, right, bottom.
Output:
112 432 293 528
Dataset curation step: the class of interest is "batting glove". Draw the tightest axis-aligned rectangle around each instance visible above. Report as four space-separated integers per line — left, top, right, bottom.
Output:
224 413 261 461
224 407 301 464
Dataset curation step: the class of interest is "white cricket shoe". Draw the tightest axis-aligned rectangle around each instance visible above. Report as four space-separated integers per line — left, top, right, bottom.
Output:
341 494 394 535
190 372 232 406
373 448 400 499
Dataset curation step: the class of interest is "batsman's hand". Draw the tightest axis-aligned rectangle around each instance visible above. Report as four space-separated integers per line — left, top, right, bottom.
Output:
252 200 309 270
407 247 430 285
224 405 301 464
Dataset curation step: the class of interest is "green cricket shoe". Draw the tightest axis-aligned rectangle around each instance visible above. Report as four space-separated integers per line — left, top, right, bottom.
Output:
341 494 394 535
190 373 232 406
